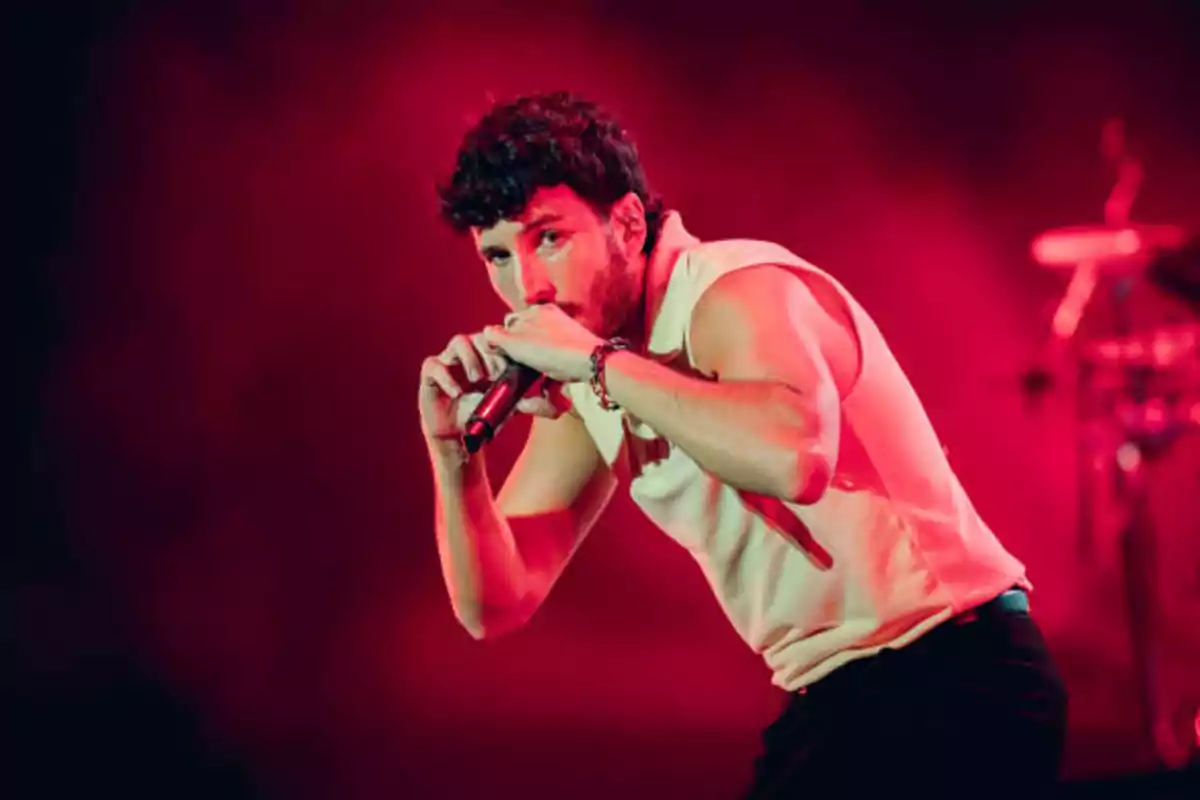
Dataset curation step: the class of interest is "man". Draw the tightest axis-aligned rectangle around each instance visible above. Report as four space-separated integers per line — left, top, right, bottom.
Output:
419 91 1067 797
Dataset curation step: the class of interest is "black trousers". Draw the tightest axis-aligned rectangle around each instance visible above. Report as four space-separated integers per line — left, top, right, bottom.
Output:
747 600 1068 798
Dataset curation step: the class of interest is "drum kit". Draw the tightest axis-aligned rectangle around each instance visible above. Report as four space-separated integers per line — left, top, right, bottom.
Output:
1024 118 1200 769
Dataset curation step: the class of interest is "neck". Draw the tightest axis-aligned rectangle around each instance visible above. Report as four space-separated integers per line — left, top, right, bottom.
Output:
614 252 650 351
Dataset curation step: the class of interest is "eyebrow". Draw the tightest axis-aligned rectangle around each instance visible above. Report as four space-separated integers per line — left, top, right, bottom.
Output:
521 211 565 232
479 212 566 260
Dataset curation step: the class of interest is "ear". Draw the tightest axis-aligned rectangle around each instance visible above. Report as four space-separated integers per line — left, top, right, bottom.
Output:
609 192 647 257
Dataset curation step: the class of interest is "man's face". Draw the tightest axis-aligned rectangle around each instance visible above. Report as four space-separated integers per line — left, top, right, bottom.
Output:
471 186 644 337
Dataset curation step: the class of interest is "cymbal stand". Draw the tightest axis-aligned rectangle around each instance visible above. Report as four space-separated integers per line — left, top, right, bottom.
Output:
1075 119 1184 768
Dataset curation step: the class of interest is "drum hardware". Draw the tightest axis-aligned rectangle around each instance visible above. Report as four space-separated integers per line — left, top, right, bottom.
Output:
1026 118 1198 770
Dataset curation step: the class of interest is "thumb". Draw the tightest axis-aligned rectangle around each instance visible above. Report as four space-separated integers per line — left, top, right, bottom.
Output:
452 392 485 429
516 396 563 419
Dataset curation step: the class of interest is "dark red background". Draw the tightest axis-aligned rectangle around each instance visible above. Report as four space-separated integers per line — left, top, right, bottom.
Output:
10 2 1200 797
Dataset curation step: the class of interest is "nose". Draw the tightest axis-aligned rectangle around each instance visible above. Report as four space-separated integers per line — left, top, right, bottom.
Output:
515 254 555 307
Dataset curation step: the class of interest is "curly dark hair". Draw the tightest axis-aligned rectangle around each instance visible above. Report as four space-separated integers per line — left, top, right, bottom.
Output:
437 91 665 256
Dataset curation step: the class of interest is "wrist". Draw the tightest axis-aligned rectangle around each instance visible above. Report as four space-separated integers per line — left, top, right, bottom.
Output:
588 337 633 410
427 437 474 476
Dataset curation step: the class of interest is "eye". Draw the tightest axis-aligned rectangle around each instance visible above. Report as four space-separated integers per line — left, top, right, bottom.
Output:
537 229 564 249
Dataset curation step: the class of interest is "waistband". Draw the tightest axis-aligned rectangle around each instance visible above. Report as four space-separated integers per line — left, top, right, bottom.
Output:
949 588 1030 626
796 588 1032 696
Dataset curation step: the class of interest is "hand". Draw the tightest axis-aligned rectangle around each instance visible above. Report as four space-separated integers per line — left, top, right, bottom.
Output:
483 305 602 383
418 330 569 451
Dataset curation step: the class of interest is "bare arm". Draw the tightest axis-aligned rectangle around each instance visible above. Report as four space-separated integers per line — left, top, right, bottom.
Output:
430 408 616 639
600 265 854 504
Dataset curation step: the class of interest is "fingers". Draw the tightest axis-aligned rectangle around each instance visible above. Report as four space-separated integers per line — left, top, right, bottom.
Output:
420 356 462 399
481 324 509 351
514 382 572 419
433 332 508 386
470 332 507 379
453 392 484 429
516 396 562 418
438 334 486 383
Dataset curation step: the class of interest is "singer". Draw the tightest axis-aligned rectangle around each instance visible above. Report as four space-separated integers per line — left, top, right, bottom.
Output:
417 92 1067 798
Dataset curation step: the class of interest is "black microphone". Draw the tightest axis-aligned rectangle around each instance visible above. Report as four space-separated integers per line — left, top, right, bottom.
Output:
462 362 544 453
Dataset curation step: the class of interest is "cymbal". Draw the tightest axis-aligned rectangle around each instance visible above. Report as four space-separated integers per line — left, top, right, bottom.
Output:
1032 224 1188 272
1082 323 1200 369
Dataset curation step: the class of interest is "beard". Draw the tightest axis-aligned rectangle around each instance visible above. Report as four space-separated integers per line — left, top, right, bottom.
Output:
587 232 643 338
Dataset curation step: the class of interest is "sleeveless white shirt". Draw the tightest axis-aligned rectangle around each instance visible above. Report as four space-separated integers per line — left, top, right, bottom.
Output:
565 212 1030 690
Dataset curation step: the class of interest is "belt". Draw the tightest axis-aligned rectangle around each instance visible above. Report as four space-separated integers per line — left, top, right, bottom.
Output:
950 587 1030 626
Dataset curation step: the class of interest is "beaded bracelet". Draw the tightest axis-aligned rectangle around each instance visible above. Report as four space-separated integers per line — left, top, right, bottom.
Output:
589 337 631 410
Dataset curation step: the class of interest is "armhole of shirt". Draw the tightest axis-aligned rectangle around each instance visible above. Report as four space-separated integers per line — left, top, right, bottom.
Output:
679 257 868 398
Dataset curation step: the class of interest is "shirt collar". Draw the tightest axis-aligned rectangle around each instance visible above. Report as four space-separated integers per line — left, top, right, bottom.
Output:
642 211 700 357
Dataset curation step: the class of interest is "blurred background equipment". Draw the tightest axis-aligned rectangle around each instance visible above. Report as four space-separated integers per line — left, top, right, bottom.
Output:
1027 118 1200 772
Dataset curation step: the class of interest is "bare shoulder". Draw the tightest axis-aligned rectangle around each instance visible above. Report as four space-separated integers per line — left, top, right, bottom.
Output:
689 264 861 396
